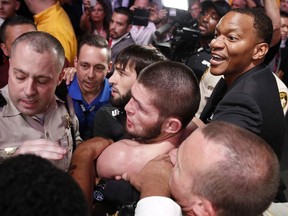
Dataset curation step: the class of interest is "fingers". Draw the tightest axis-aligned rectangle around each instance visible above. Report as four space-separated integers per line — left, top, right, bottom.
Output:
121 172 130 181
63 67 77 85
16 139 67 160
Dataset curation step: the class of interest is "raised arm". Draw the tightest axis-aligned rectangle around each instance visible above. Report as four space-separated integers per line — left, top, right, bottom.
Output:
263 0 281 47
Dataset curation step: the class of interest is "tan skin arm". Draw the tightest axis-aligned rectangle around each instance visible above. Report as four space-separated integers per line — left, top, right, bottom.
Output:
181 117 205 142
68 137 113 207
263 0 281 47
246 0 257 8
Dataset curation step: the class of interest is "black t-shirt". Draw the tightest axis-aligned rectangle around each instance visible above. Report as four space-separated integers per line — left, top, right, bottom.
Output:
93 104 130 141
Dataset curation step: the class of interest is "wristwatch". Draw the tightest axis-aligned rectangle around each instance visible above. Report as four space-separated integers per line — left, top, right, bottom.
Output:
93 178 108 202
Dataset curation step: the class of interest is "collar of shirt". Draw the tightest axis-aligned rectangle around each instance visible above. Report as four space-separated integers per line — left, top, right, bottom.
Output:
67 75 111 105
111 32 131 48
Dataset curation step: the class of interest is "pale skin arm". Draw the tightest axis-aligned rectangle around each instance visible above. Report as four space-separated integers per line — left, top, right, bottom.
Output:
246 0 257 8
122 154 173 199
15 139 67 160
62 67 76 85
68 137 113 207
80 0 93 33
263 0 281 47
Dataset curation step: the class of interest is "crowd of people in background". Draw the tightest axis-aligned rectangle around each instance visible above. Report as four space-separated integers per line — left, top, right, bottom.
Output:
0 0 288 215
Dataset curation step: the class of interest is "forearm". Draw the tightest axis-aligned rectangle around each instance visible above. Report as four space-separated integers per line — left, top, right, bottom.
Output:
69 137 113 207
69 147 95 207
264 0 281 46
140 180 171 199
246 0 257 8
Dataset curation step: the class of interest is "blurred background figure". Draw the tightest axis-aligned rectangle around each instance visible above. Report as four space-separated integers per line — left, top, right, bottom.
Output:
129 0 156 45
189 0 201 26
24 0 77 64
0 0 20 26
281 0 288 13
80 0 112 40
0 15 36 88
231 0 257 9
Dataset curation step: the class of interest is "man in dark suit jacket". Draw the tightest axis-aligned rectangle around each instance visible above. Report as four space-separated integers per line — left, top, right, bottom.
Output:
109 7 135 66
200 8 285 160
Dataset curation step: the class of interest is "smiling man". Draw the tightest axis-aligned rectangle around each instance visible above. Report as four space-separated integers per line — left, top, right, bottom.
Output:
200 8 285 160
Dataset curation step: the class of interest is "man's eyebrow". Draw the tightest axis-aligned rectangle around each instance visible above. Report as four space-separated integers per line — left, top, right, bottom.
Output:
13 67 26 73
13 68 51 79
131 93 145 109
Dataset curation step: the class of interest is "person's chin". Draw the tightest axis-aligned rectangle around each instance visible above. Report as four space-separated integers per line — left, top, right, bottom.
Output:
210 65 226 76
17 107 39 116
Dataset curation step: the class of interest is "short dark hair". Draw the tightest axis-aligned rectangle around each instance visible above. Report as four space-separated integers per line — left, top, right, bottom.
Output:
114 45 167 77
192 121 280 216
137 61 200 127
0 154 90 216
233 7 273 45
0 15 36 43
11 31 65 73
114 7 134 25
77 33 111 63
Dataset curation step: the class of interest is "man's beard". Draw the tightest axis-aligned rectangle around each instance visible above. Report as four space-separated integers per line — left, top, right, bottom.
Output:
110 90 131 108
126 119 164 143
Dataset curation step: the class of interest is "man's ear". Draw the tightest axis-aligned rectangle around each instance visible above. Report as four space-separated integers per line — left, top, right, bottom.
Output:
15 0 21 11
0 43 9 57
191 198 216 216
108 60 112 72
73 56 78 68
253 42 269 60
163 118 182 134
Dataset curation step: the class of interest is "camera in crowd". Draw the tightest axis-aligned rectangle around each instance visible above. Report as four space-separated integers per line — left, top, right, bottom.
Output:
154 0 200 62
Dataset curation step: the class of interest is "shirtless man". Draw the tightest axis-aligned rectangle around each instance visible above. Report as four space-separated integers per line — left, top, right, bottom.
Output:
70 60 200 206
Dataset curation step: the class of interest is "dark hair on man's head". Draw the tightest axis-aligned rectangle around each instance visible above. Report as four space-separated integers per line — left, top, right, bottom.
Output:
192 121 280 216
0 154 90 216
0 15 36 43
114 45 167 77
11 31 65 73
137 61 200 127
232 7 273 45
77 33 111 62
114 7 134 25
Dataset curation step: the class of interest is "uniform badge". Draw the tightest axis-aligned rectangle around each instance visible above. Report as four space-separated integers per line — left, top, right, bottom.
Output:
280 92 287 110
66 113 72 129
